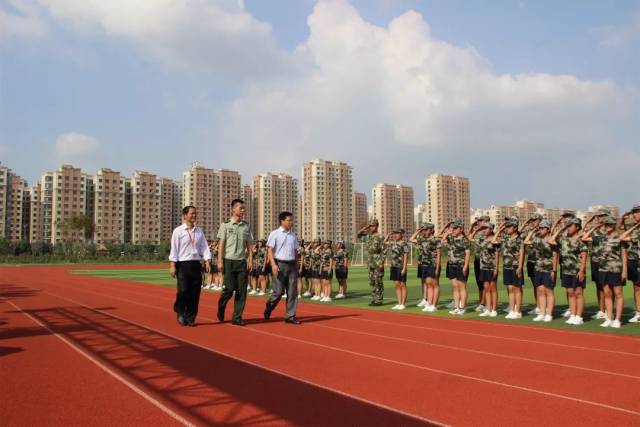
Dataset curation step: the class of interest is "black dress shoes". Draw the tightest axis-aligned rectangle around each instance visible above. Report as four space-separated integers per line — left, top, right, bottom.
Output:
368 301 383 307
217 310 225 322
232 319 248 326
285 317 301 325
264 307 272 320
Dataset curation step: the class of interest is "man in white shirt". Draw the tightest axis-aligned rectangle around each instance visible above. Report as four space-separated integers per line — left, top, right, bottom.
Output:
264 211 301 324
169 205 211 326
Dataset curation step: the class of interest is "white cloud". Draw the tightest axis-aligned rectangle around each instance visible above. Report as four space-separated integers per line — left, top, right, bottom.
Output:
34 0 291 78
596 11 640 50
0 0 47 40
54 132 100 163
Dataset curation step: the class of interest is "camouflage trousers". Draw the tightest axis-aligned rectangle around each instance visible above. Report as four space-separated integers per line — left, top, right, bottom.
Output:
368 267 384 304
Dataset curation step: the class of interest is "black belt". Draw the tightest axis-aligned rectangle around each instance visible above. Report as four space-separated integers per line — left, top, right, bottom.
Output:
177 260 203 264
276 259 296 264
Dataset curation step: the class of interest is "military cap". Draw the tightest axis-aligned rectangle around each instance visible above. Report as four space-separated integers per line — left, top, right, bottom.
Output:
562 210 576 218
631 203 640 213
603 216 617 225
480 215 491 222
392 229 402 234
530 213 543 220
507 215 519 222
479 222 494 230
568 217 582 226
421 222 435 229
314 238 322 243
451 219 464 229
539 220 551 229
505 219 518 228
370 218 379 226
594 208 610 217
322 239 332 245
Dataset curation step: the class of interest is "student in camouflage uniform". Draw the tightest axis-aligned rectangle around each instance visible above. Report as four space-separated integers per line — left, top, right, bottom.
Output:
469 215 490 312
301 241 314 297
296 240 307 298
583 209 610 320
441 219 471 315
255 240 269 295
520 213 542 314
470 223 500 317
584 216 627 328
310 239 323 300
550 218 588 325
524 220 558 322
357 219 386 306
492 219 525 319
206 238 221 290
385 229 409 310
410 223 442 312
621 203 640 323
333 241 349 299
318 240 334 302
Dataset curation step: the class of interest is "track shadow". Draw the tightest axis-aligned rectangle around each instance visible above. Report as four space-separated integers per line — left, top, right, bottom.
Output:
0 285 41 300
24 306 430 427
0 346 23 358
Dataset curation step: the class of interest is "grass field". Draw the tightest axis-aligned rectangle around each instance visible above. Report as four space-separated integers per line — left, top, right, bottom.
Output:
72 265 640 336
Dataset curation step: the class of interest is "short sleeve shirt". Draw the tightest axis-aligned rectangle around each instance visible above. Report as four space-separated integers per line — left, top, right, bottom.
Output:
533 236 555 273
558 236 588 276
501 234 523 270
217 220 253 260
388 241 409 268
446 235 470 265
600 232 623 273
416 236 441 267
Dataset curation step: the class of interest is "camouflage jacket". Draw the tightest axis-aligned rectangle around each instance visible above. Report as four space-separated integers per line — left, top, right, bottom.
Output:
311 249 322 270
473 233 485 259
297 246 306 266
303 248 313 268
253 247 266 269
333 250 348 268
388 241 409 269
599 232 623 273
557 236 588 276
358 232 386 269
416 236 441 267
477 236 499 270
590 228 607 263
446 235 470 265
522 226 537 262
533 236 555 273
319 249 333 271
501 234 523 270
623 227 639 261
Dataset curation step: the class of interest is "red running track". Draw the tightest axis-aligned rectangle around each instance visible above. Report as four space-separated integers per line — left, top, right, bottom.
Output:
1 265 639 426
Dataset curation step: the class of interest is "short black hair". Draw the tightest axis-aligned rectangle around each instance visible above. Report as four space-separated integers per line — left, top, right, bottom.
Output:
182 205 196 215
279 211 293 223
231 199 244 208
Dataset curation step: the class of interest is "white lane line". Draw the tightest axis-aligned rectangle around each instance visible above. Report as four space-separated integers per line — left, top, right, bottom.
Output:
2 298 195 427
19 288 447 427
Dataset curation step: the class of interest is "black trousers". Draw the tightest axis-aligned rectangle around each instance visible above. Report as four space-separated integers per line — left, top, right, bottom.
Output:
218 259 248 322
174 261 203 323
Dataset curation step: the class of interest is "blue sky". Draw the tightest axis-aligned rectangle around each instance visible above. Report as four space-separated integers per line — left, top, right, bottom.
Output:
1 0 639 210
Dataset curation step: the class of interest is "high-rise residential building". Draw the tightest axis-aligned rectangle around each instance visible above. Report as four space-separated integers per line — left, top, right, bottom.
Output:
301 159 353 242
172 181 183 230
216 169 242 230
130 171 160 244
159 178 177 242
7 175 29 241
182 165 242 238
183 165 216 238
414 203 425 230
47 165 89 244
28 184 41 243
92 168 126 244
242 184 253 234
252 173 298 239
352 192 368 241
372 184 415 236
0 163 12 239
514 200 545 221
425 174 470 233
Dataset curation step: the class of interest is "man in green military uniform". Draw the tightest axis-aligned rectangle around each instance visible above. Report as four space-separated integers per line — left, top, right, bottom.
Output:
217 199 253 326
357 219 386 306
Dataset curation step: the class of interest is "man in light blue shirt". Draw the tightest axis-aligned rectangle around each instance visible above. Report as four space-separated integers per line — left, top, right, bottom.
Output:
264 211 301 324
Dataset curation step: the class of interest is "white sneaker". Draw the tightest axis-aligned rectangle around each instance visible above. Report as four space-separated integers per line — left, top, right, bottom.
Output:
283 293 287 298
324 297 332 303
600 318 612 328
474 304 486 312
417 299 427 308
249 289 257 295
489 310 498 317
565 315 576 324
258 291 265 296
457 308 466 315
592 310 607 320
446 300 456 309
543 314 553 322
391 304 400 310
533 314 545 322
422 304 433 312
629 312 640 323
479 309 490 317
449 308 460 315
611 319 621 328
396 304 406 310
527 307 540 315
334 293 344 299
311 295 321 301
505 311 516 319
514 312 522 319
562 309 571 318
573 316 584 325
303 291 312 297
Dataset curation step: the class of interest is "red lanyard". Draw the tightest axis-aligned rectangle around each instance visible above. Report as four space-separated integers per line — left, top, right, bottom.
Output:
186 227 197 247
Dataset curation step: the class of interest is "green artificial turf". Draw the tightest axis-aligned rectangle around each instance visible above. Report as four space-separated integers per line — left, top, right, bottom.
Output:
72 265 640 336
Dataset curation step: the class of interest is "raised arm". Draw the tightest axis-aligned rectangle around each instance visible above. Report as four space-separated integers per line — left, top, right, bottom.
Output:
581 223 603 242
523 228 537 245
620 221 640 241
410 228 422 244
